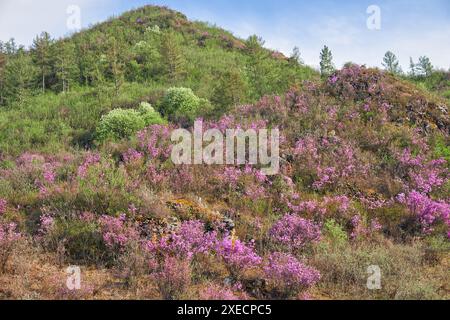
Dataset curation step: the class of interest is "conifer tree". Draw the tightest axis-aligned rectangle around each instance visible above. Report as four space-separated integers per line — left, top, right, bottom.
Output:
54 41 77 93
319 45 334 77
160 31 185 83
107 37 125 96
382 51 402 74
32 32 54 92
4 52 38 103
409 57 417 77
211 68 247 115
290 46 303 65
416 56 433 77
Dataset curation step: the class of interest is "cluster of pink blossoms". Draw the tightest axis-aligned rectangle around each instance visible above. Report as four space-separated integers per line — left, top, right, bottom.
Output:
0 199 6 215
263 252 321 296
397 191 450 235
0 222 21 245
99 214 139 251
269 215 321 250
77 153 101 178
153 220 218 260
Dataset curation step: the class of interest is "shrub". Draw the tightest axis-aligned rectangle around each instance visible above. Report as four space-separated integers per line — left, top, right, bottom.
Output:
156 256 191 300
99 214 140 253
0 222 22 273
138 102 166 126
263 252 320 299
397 191 449 236
97 108 145 141
156 220 217 260
0 199 6 215
215 235 262 278
269 215 321 251
160 87 209 123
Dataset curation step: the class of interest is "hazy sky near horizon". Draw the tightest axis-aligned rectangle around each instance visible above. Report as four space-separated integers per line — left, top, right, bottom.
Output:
0 0 449 70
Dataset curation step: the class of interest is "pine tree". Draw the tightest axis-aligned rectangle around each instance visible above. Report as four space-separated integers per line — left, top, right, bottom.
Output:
107 37 125 96
32 32 54 92
416 56 433 77
382 51 402 74
4 51 38 103
290 47 303 65
54 41 77 93
245 35 277 99
409 57 417 77
211 69 247 115
319 45 334 77
160 31 185 83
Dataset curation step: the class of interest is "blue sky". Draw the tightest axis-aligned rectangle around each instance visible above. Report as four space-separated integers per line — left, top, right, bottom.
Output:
1 0 449 70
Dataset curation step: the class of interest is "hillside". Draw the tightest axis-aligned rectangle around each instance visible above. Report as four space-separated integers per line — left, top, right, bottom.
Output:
0 5 449 300
0 5 316 155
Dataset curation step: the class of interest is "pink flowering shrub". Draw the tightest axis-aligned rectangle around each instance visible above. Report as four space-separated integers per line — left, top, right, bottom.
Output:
269 215 321 251
77 153 101 178
99 214 140 252
38 213 55 236
0 199 6 215
0 222 22 273
293 135 368 191
397 191 449 236
155 220 217 260
397 149 448 194
215 236 262 277
263 252 320 299
155 256 191 300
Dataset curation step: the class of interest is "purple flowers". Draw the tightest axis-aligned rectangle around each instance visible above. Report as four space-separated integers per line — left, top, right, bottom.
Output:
38 214 55 236
263 252 320 298
77 153 101 178
0 199 6 215
215 235 262 276
157 220 217 260
99 214 139 251
269 215 321 250
398 191 449 235
122 148 144 164
155 256 191 300
0 222 22 273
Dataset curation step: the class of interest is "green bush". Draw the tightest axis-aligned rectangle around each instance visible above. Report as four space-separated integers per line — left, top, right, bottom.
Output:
138 102 166 126
97 108 145 141
160 87 209 123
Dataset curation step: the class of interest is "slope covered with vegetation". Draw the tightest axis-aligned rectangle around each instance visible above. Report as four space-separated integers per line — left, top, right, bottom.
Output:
0 5 315 155
0 5 448 300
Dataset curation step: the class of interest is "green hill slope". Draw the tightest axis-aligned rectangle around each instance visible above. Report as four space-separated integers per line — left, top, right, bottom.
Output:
0 5 317 155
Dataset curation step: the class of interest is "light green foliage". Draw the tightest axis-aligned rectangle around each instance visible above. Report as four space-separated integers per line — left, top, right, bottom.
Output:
320 45 334 77
323 219 348 247
96 100 166 142
138 101 166 126
96 108 145 141
382 51 402 75
160 87 209 123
